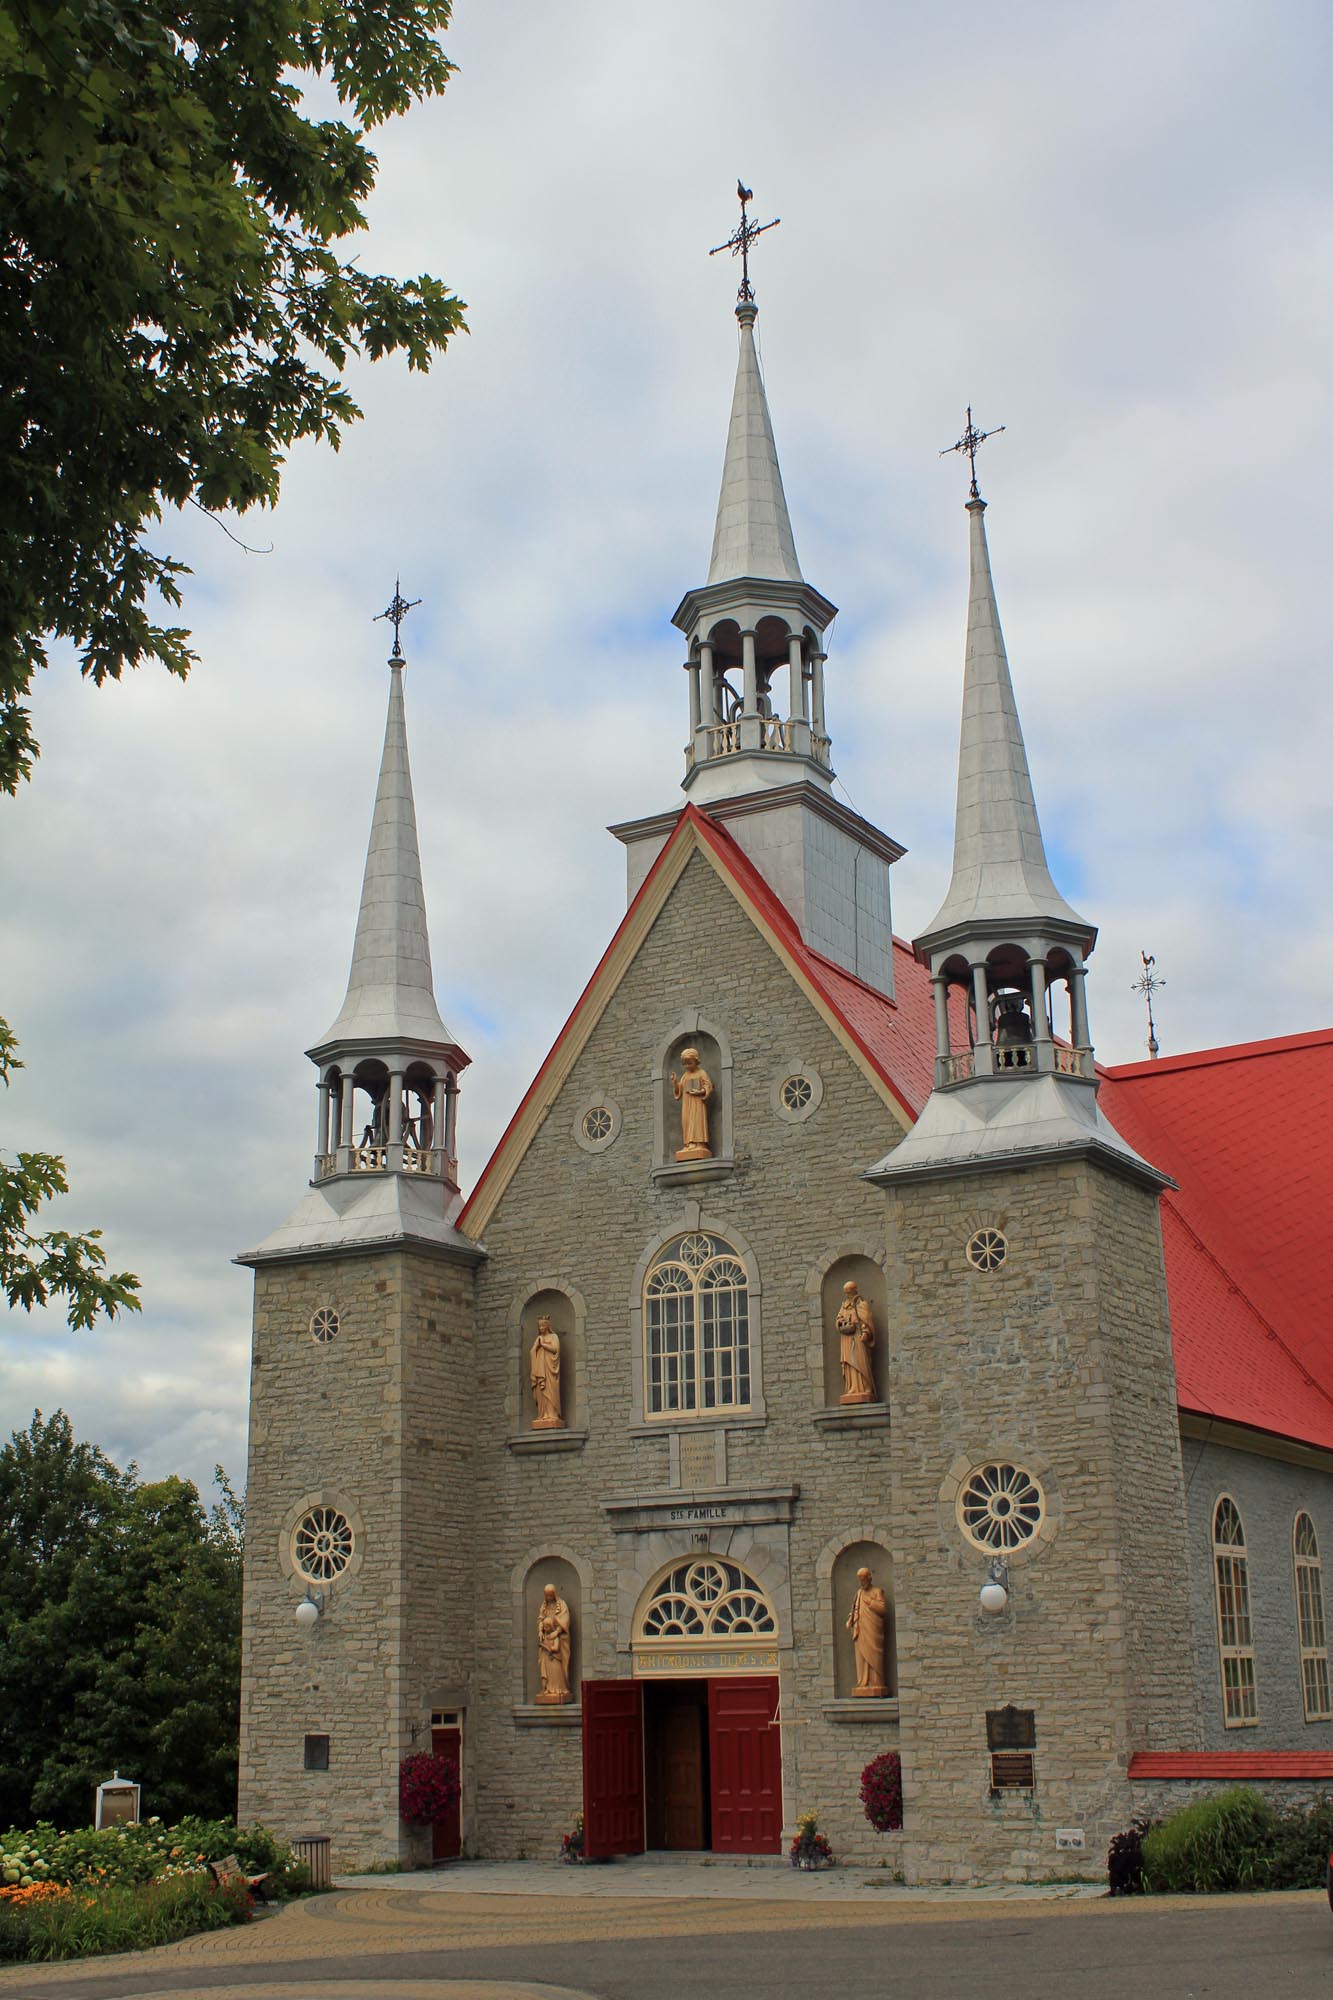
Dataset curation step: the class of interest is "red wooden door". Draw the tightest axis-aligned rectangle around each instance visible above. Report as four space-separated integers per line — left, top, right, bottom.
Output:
430 1727 462 1861
582 1679 645 1858
707 1676 781 1854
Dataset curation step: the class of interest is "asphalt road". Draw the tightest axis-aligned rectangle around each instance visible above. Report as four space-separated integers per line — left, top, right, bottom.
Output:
5 1889 1332 2000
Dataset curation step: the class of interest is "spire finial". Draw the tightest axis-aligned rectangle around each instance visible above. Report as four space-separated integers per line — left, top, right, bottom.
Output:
1131 951 1165 1059
374 576 421 660
940 406 1006 502
709 180 781 308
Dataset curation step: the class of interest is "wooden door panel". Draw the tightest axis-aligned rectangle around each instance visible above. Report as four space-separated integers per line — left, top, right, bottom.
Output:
707 1676 781 1855
429 1728 462 1861
662 1697 705 1850
582 1679 645 1857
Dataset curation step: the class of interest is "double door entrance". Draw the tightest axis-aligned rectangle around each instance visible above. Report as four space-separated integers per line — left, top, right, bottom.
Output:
582 1675 781 1858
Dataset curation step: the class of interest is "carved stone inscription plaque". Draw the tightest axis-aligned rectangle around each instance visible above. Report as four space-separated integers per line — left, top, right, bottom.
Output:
677 1430 719 1491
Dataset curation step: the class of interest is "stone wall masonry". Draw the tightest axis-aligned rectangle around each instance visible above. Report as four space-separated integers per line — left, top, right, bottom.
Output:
239 1243 477 1870
1181 1436 1333 1749
880 1157 1200 1884
464 850 905 1868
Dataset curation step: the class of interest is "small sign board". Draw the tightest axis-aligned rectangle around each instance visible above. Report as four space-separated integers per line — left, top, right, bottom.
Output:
989 1750 1036 1791
1055 1828 1085 1850
95 1773 140 1828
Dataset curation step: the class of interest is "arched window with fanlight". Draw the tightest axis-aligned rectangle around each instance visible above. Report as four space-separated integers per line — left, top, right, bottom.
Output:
644 1232 750 1417
1293 1513 1331 1722
1213 1497 1258 1726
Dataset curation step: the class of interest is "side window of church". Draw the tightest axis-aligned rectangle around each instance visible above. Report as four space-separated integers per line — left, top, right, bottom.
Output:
1293 1513 1332 1722
1213 1497 1258 1726
644 1233 749 1417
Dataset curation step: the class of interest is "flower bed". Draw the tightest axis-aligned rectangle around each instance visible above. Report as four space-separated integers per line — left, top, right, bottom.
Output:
0 1817 310 1964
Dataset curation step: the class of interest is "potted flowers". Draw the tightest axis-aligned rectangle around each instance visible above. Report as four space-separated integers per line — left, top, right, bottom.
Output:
789 1809 834 1870
559 1812 585 1864
859 1751 904 1833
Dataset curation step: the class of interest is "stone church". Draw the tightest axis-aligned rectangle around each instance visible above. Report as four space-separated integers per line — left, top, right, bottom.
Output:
237 263 1333 1883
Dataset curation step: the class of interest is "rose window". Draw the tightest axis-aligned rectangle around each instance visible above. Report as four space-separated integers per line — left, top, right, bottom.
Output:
293 1507 354 1581
309 1308 339 1344
966 1227 1008 1271
639 1559 776 1640
582 1107 613 1143
780 1074 813 1113
958 1464 1044 1553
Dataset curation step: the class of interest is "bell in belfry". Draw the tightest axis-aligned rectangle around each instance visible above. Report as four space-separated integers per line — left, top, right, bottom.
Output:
993 989 1034 1047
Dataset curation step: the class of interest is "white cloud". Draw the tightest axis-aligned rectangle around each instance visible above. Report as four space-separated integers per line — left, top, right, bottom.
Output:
3 0 1330 1492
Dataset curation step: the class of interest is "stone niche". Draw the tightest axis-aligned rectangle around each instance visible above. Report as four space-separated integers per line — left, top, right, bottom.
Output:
832 1540 897 1698
654 1024 732 1170
820 1254 886 1408
516 1288 581 1434
522 1555 581 1705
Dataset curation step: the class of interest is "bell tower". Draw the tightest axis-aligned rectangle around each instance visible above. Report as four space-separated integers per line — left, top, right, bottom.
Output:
867 447 1200 1883
237 605 483 1866
612 185 904 997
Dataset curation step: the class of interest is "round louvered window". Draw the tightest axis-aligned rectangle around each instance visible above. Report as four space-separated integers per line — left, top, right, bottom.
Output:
958 1463 1045 1553
293 1507 354 1581
966 1227 1008 1271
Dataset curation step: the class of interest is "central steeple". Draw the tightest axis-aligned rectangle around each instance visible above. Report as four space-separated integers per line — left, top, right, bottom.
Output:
705 297 804 588
672 186 838 809
612 186 903 1000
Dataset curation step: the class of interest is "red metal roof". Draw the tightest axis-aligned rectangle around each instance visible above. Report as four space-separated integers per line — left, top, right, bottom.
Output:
1100 1036 1333 1454
462 804 1333 1458
1129 1751 1333 1779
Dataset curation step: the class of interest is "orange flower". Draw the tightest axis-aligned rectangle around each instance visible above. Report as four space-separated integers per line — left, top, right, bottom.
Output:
0 1882 70 1907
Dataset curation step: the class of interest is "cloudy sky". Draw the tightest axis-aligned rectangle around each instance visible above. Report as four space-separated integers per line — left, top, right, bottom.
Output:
3 0 1330 1498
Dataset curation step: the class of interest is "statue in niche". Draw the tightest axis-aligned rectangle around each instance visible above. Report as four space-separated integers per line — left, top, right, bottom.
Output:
846 1565 890 1697
670 1047 714 1161
535 1583 573 1703
528 1315 564 1431
836 1279 877 1405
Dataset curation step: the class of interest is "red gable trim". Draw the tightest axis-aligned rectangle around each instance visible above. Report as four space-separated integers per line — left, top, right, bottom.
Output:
460 803 919 1235
1128 1752 1333 1780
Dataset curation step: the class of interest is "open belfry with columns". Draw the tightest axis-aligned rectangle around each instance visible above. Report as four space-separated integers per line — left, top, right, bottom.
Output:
237 193 1333 1883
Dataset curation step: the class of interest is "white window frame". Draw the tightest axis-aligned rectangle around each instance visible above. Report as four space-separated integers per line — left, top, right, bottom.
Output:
1213 1496 1258 1728
1293 1513 1332 1722
643 1233 751 1420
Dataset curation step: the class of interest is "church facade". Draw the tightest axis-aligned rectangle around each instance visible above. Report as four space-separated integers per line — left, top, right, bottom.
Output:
236 267 1333 1883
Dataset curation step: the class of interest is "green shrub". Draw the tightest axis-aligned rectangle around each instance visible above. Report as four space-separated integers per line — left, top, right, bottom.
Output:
1263 1796 1333 1890
0 1817 307 1898
1140 1787 1276 1893
0 1874 249 1964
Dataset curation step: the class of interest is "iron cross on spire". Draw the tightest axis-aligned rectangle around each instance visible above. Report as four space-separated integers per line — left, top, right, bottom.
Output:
709 180 781 303
374 577 421 660
940 405 1006 501
1131 950 1165 1060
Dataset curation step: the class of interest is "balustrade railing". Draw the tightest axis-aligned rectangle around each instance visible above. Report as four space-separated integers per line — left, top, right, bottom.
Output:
940 1051 975 1085
1054 1045 1093 1078
315 1144 451 1181
994 1044 1034 1072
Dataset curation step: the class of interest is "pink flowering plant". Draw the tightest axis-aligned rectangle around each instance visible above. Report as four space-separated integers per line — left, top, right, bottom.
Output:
559 1811 585 1863
859 1751 903 1833
398 1753 460 1827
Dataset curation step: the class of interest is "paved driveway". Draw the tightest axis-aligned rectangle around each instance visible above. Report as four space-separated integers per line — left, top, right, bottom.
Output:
1 1879 1329 2000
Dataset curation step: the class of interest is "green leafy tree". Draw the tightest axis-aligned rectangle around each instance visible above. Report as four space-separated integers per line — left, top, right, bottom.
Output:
0 0 464 793
0 1411 244 1827
1 1018 139 1329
